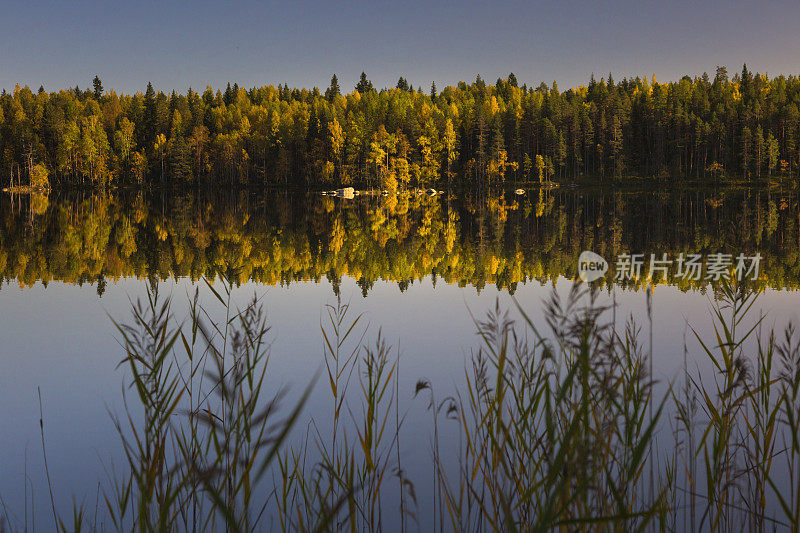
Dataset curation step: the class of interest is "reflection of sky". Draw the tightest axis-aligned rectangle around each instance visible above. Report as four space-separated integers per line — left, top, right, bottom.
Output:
1 276 799 526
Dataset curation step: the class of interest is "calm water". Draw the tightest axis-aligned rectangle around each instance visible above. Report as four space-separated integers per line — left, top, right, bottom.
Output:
1 186 800 528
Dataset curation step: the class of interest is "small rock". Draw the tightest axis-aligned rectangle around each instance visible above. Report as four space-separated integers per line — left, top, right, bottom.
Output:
333 187 355 199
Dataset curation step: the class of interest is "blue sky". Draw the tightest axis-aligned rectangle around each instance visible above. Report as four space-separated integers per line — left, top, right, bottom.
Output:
2 0 799 94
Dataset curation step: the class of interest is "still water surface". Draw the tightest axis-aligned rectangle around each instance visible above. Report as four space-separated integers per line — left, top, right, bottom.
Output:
1 187 799 527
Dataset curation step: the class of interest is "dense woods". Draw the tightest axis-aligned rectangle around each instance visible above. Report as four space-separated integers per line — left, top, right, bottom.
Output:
2 66 800 189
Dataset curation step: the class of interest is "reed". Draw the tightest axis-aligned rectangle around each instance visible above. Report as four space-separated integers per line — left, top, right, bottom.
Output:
101 276 315 531
415 285 667 531
13 276 800 531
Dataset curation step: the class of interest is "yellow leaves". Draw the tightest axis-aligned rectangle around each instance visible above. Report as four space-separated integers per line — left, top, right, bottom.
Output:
240 239 252 259
390 156 411 186
15 251 29 272
29 163 50 190
321 197 335 213
330 218 345 256
323 161 335 182
115 118 136 160
443 119 457 162
730 83 741 102
238 115 251 135
514 103 524 121
486 197 509 223
489 255 501 275
448 102 459 119
444 212 458 254
368 139 387 168
154 133 168 153
394 194 409 215
418 101 435 124
416 135 441 184
381 193 398 213
487 150 517 180
329 117 344 157
173 246 184 267
382 170 398 192
154 223 169 242
535 191 547 218
30 194 49 216
572 85 589 98
489 96 500 117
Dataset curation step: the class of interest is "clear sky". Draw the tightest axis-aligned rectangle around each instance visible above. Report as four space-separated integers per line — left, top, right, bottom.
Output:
2 0 799 94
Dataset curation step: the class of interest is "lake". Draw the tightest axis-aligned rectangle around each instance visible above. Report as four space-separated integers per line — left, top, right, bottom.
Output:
2 186 800 530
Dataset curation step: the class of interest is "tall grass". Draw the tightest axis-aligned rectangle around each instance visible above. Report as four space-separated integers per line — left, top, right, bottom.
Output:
274 297 413 532
12 276 800 531
416 285 667 531
102 277 313 532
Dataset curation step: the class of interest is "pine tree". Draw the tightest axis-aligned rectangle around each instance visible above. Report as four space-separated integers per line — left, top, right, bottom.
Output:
556 131 567 178
755 125 765 178
767 133 780 178
92 75 103 99
170 134 193 181
741 126 752 178
523 153 532 179
143 82 157 150
325 74 340 100
224 82 233 105
355 72 373 93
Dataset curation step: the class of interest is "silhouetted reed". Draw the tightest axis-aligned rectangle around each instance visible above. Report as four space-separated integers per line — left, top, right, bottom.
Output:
13 276 800 531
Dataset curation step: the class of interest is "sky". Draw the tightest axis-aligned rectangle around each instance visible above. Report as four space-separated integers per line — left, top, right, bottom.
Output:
2 0 800 94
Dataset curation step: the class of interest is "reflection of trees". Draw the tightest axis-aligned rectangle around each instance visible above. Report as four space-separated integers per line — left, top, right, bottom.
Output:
1 188 798 294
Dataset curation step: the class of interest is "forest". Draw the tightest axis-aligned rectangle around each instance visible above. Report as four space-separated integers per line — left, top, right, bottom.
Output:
2 65 800 190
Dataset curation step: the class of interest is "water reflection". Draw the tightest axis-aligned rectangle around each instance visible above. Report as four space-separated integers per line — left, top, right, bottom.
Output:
2 187 798 293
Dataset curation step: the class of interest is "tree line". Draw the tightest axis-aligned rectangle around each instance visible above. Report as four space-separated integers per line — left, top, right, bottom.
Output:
2 66 799 189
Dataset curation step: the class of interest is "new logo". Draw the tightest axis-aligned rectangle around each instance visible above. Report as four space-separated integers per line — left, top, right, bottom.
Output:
578 251 608 282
